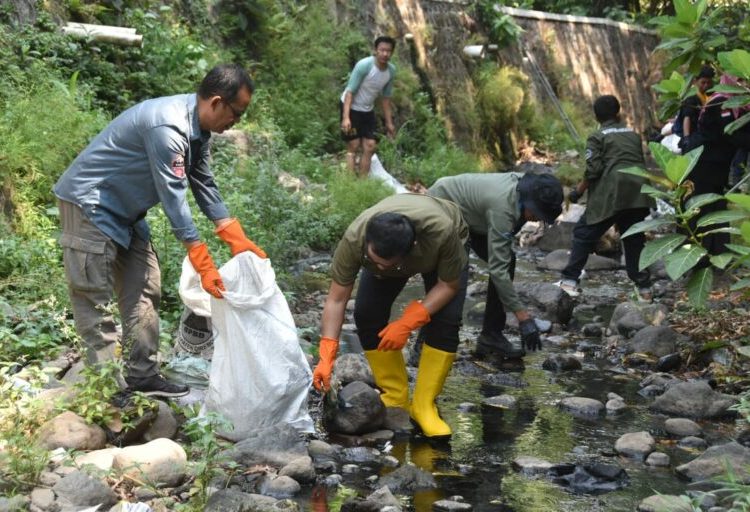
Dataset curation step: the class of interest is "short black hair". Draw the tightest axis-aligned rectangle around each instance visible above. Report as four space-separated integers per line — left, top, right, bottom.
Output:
365 212 415 259
593 95 620 123
697 65 715 79
374 36 396 51
198 64 255 101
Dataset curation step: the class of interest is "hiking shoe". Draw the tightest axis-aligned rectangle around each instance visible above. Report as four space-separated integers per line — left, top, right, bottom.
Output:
555 279 581 298
125 374 189 398
474 332 525 360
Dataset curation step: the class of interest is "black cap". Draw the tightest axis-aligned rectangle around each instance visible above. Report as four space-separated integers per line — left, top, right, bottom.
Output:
518 173 563 224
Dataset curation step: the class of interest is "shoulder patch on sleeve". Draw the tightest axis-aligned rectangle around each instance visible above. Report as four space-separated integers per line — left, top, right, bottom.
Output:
585 148 593 160
171 154 186 178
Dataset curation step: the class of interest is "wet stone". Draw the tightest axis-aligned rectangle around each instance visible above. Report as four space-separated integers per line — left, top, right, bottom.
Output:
615 431 655 459
512 456 553 475
637 494 694 512
638 384 664 397
675 442 750 482
456 402 479 413
656 353 682 372
542 354 582 372
378 464 437 493
678 436 708 450
550 462 629 494
646 452 670 467
382 407 413 434
559 397 605 417
433 497 473 511
483 395 517 409
581 323 603 337
664 418 703 437
606 398 627 415
322 474 343 486
482 373 528 388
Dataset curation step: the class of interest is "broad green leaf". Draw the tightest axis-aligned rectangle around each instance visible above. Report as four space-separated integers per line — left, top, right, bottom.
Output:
664 244 707 280
674 0 697 25
648 141 675 173
727 193 750 210
726 244 750 256
639 234 686 270
685 193 724 212
742 221 750 243
709 84 750 94
700 226 741 236
696 210 748 227
709 253 733 269
687 267 713 307
730 277 750 291
726 112 750 134
695 0 708 20
621 217 675 238
641 184 671 199
718 49 750 80
680 146 704 184
619 166 654 180
665 156 689 184
723 96 750 109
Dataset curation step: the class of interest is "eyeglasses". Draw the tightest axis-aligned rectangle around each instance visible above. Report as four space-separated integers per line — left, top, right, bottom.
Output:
221 98 246 120
362 246 406 272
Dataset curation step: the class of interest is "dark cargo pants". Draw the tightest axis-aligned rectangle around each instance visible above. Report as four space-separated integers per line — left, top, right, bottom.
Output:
58 200 160 379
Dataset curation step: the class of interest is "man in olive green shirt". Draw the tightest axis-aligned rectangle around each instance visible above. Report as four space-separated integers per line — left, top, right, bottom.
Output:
429 172 563 359
311 194 469 438
560 95 654 298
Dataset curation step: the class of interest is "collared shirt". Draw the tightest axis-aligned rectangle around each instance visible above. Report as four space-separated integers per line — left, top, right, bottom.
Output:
429 172 525 312
54 93 229 248
330 194 468 286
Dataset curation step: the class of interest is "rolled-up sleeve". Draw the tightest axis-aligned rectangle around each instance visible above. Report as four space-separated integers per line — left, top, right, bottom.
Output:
143 126 199 242
188 141 230 221
487 210 524 312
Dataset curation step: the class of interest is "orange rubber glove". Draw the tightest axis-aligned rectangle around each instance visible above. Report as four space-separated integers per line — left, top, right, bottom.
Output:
215 218 267 258
187 243 225 299
377 300 431 351
312 337 339 392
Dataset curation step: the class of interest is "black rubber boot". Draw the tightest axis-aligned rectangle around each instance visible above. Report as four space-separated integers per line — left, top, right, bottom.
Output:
474 331 525 360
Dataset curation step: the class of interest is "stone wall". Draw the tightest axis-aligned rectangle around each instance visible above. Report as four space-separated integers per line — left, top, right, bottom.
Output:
336 1 660 149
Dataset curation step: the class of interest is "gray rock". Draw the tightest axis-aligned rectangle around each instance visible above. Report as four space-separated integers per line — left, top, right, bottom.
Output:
637 494 694 512
457 402 479 413
482 395 517 409
512 456 553 475
559 397 605 417
38 471 61 487
538 249 620 272
52 470 117 508
38 411 107 451
433 498 473 511
640 373 679 389
645 452 670 467
675 442 750 482
606 398 627 414
366 486 402 510
322 474 343 487
382 407 413 434
341 446 381 464
0 496 29 512
628 325 687 357
678 436 708 450
224 423 308 467
378 464 437 493
665 418 703 437
334 353 375 387
614 431 655 459
30 488 55 511
651 381 738 419
142 400 178 441
608 302 669 337
516 282 574 324
307 440 337 462
324 381 385 435
656 353 682 372
536 222 575 252
542 355 582 372
581 323 603 337
112 438 187 488
638 384 664 397
205 489 293 512
258 474 301 498
279 456 316 483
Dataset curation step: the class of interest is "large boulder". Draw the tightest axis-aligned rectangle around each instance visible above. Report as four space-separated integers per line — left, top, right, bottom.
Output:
112 438 187 487
516 282 574 324
324 381 385 435
538 249 621 272
627 325 689 357
608 302 669 337
675 442 750 482
651 381 737 419
223 423 308 467
38 411 107 451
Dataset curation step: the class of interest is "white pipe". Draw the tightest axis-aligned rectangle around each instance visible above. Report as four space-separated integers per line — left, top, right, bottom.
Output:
462 45 486 59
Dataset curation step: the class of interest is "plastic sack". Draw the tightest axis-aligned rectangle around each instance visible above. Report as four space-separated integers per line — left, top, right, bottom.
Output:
179 252 314 439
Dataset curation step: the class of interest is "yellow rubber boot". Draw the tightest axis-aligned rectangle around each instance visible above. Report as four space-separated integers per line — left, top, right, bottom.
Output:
364 349 409 409
410 345 456 438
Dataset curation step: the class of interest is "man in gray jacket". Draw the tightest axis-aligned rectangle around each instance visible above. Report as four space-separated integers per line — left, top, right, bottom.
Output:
54 64 266 397
429 172 563 359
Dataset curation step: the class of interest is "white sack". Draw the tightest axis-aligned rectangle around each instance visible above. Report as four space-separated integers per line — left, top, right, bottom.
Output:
179 252 314 439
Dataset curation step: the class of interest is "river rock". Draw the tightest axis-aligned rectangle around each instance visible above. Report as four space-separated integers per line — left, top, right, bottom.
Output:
628 325 688 357
608 302 669 337
366 486 402 510
675 442 750 482
536 222 575 251
224 423 308 467
645 452 670 467
614 431 655 459
656 353 682 372
433 496 473 511
30 487 55 511
382 407 413 434
542 354 582 372
258 474 301 498
512 456 553 475
665 418 703 437
377 464 437 493
549 462 628 493
52 470 117 508
142 400 178 441
516 282 574 324
559 397 605 417
538 249 621 272
483 395 517 409
205 489 294 512
606 398 627 414
324 381 385 435
113 438 187 487
334 353 375 387
678 436 708 450
74 447 122 471
637 494 694 512
0 496 29 512
651 381 737 419
38 411 107 451
279 456 316 483
341 446 381 464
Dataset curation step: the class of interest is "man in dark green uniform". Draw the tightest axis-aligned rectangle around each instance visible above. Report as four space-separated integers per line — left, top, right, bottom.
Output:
429 172 563 359
558 95 654 299
311 194 469 438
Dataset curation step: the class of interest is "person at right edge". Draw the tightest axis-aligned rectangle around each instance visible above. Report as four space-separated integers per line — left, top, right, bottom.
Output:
557 95 654 300
428 172 563 360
